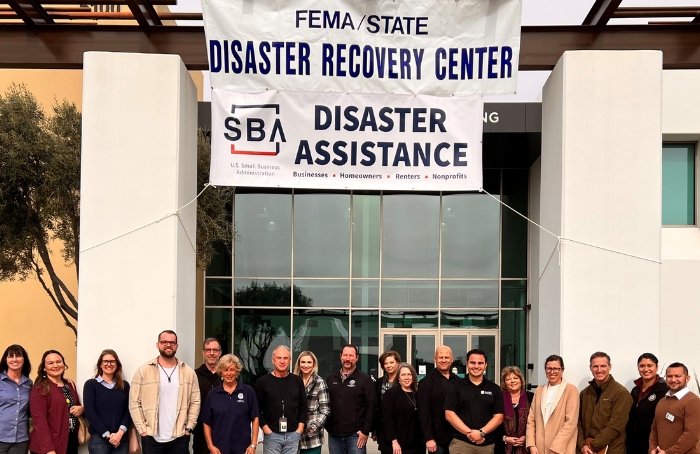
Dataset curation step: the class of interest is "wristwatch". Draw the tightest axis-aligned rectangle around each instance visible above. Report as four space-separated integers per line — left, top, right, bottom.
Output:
250 445 257 449
503 435 507 444
479 429 486 438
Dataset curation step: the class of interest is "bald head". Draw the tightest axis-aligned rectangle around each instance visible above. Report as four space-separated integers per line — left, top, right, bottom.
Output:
435 345 454 374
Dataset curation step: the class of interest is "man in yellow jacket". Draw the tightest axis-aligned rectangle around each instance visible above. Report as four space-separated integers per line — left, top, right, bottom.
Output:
129 330 201 454
577 352 632 454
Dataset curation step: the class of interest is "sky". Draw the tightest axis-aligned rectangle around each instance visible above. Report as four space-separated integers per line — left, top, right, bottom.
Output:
177 0 699 102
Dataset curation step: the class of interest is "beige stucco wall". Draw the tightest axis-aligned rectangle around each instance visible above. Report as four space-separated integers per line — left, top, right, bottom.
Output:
0 67 205 380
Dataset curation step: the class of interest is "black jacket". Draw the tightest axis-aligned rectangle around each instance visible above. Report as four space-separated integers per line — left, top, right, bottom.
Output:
325 368 377 436
375 377 396 453
193 364 223 454
417 369 459 446
626 377 668 454
382 386 423 454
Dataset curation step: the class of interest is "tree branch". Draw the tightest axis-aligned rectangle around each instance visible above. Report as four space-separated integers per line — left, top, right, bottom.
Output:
33 234 79 318
32 257 77 336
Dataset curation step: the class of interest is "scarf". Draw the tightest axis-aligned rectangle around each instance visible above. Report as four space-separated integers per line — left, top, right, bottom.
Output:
503 390 529 454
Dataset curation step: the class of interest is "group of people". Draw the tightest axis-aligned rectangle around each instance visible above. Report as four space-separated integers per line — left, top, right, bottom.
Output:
1 333 699 454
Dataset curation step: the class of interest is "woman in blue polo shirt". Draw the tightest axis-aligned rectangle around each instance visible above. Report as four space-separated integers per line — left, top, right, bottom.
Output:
0 344 32 454
200 354 260 454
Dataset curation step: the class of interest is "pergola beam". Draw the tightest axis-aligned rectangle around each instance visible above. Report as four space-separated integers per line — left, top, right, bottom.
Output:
582 0 623 25
0 24 699 71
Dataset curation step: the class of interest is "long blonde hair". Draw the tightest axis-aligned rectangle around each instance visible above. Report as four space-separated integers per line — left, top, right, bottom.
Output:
293 351 319 376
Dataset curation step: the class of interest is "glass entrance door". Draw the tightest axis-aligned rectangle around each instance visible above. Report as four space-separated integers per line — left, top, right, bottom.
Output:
381 330 437 380
441 330 498 380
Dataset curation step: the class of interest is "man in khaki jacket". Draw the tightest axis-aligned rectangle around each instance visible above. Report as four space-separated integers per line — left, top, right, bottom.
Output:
577 352 632 454
526 354 579 454
129 330 201 454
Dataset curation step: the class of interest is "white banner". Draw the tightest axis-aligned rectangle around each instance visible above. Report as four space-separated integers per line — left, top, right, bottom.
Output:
201 0 522 95
210 89 483 190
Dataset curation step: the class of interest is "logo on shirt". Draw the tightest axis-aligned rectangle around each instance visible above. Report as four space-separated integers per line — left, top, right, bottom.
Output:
481 391 493 395
238 393 244 399
648 394 656 402
347 380 356 388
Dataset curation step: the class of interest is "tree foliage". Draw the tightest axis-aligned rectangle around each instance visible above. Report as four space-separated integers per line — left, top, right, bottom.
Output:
0 84 234 336
0 84 81 335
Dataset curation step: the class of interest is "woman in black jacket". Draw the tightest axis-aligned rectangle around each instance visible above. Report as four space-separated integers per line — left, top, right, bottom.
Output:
626 353 668 454
374 351 401 454
381 363 422 454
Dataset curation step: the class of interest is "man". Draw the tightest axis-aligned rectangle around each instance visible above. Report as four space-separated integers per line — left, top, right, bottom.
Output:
254 345 308 454
419 345 459 454
326 345 377 454
444 348 503 454
130 330 201 454
649 362 700 454
577 352 633 454
193 337 223 454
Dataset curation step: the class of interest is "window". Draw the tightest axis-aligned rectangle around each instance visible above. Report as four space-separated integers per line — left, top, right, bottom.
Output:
662 143 696 225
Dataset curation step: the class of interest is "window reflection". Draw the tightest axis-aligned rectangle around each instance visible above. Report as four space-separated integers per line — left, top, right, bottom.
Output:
502 170 528 278
381 280 438 308
440 311 498 329
501 280 526 308
441 281 498 308
442 194 499 278
234 279 291 307
234 309 291 385
381 311 438 328
352 311 379 379
352 195 380 278
235 193 292 277
294 280 349 307
382 194 439 278
292 310 349 378
205 279 232 306
205 308 231 355
294 193 350 277
351 280 379 308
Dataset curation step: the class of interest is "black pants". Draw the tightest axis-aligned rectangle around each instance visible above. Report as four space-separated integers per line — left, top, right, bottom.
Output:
141 435 190 454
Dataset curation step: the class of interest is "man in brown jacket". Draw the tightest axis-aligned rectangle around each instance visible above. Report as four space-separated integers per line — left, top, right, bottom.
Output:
649 362 700 454
577 352 633 454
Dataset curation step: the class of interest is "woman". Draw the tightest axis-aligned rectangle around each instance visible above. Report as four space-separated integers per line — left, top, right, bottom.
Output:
381 363 422 454
625 353 668 454
83 350 132 454
525 355 579 454
498 366 533 454
374 351 401 454
200 354 259 454
0 345 32 454
293 351 330 454
29 350 84 454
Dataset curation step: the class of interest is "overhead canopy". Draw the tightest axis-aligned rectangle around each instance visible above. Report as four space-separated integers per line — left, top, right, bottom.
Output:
0 1 699 70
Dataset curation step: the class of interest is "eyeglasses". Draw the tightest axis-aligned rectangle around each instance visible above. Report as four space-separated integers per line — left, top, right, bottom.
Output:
545 367 563 373
204 349 221 353
102 360 117 365
159 341 177 346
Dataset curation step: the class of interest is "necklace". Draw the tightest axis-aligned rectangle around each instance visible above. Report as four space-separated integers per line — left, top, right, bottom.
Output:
403 390 417 410
158 360 178 383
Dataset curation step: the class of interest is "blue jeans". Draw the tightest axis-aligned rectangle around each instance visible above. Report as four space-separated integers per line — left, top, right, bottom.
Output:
263 431 301 454
328 433 366 454
88 435 129 454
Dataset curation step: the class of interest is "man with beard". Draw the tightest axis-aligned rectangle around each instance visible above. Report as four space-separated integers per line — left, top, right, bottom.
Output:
193 338 223 454
419 346 459 454
649 362 700 454
325 345 377 454
129 330 201 454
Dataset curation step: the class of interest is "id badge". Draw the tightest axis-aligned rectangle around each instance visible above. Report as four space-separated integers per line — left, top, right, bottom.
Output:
279 418 287 432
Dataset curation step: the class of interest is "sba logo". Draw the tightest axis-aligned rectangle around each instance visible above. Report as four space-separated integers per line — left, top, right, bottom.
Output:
223 104 286 156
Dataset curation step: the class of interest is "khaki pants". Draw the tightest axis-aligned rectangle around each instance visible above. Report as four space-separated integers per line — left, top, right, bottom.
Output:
449 439 495 454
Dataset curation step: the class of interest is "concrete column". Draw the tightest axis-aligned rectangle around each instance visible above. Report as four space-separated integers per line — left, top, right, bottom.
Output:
77 52 198 387
538 51 663 389
660 70 700 392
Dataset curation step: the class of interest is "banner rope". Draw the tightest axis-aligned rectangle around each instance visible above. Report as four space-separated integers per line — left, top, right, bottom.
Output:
478 187 661 265
79 183 214 254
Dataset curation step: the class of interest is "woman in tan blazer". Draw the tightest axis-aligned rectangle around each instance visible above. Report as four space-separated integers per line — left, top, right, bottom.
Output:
526 355 579 454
